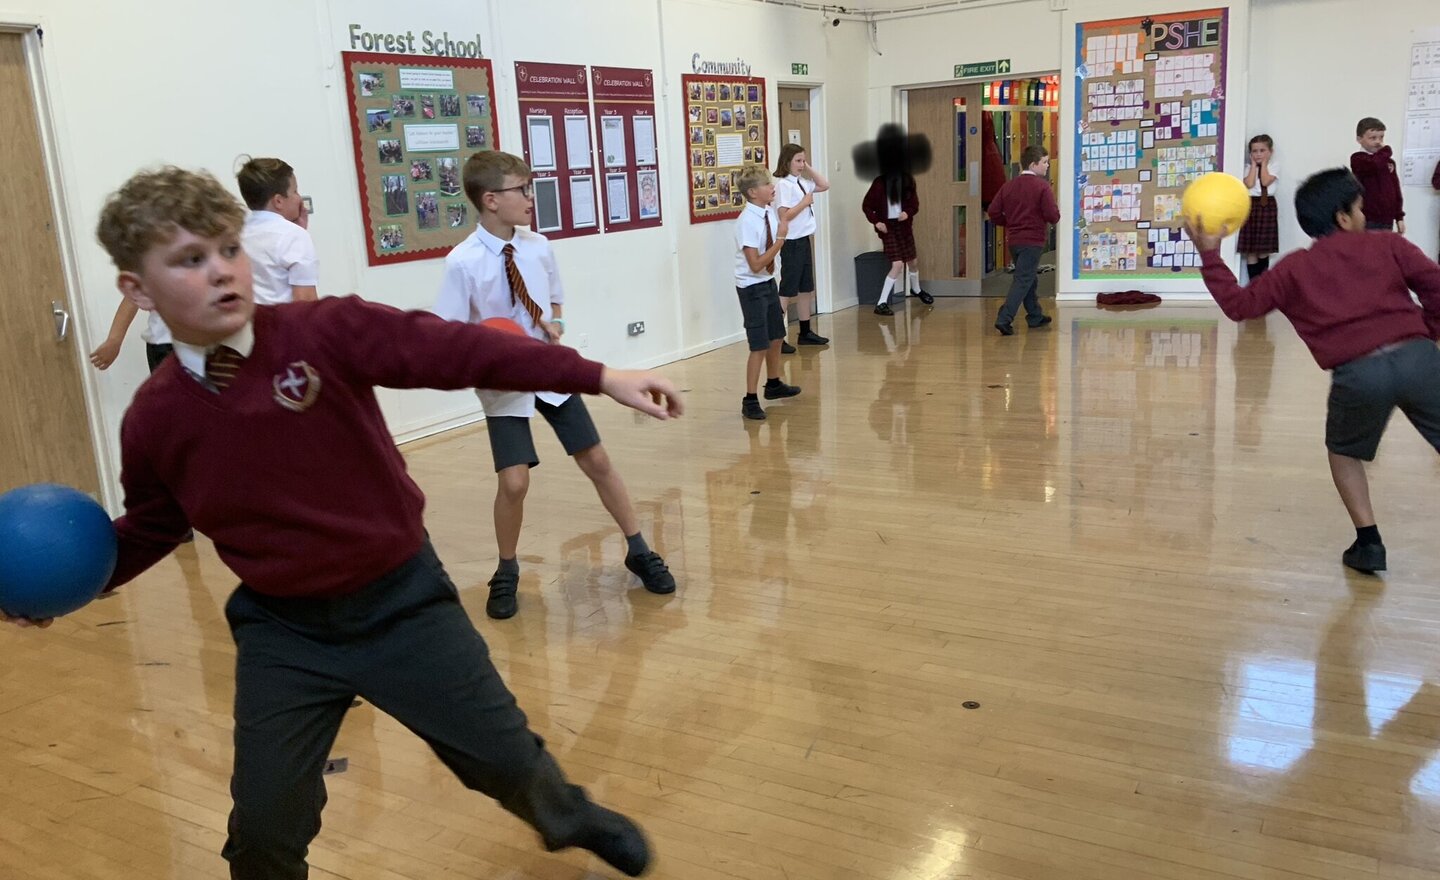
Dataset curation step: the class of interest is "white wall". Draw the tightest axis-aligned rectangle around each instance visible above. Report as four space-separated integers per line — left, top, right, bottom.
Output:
1247 0 1440 260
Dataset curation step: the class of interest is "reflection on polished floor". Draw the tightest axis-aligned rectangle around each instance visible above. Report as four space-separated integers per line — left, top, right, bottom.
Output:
6 298 1440 879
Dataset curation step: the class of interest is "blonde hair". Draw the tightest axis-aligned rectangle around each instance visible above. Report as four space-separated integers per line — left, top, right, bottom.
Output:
236 156 295 210
96 167 246 271
463 151 532 210
737 164 772 199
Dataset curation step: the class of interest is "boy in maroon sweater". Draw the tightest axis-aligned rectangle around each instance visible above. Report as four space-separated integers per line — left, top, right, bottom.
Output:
1350 117 1405 233
987 145 1060 335
1188 167 1440 574
2 167 680 878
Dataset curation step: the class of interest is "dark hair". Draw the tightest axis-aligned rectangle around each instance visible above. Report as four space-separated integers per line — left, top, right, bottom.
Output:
1020 145 1048 169
773 143 806 178
236 157 295 210
1294 168 1362 238
1356 117 1385 137
1248 134 1273 150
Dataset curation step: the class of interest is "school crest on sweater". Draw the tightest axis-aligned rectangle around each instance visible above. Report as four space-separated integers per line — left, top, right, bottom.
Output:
272 361 322 412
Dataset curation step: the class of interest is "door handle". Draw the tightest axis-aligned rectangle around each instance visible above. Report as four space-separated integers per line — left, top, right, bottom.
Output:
52 301 70 342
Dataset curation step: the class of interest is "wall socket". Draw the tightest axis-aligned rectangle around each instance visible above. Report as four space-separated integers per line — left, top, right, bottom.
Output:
627 321 646 336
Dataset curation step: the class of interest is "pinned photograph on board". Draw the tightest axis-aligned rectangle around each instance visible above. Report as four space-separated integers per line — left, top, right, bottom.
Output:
744 148 753 161
705 128 715 145
717 173 730 202
751 104 763 122
731 193 743 207
692 172 705 188
605 173 630 224
754 147 765 165
467 93 488 115
638 171 659 220
694 195 705 211
410 160 433 181
438 157 461 197
734 105 746 128
421 95 436 119
466 125 487 148
366 109 393 133
688 82 702 100
747 125 760 142
440 94 462 117
719 84 731 101
704 150 716 167
706 108 719 124
707 194 719 207
377 139 403 164
447 203 468 228
690 149 703 167
689 106 702 123
720 109 733 127
416 191 440 229
392 94 416 117
704 83 716 102
382 175 409 215
690 126 704 145
378 224 405 251
706 172 716 190
747 85 759 102
359 72 385 96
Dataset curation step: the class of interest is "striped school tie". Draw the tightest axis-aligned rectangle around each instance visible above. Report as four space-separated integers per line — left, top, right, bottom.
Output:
205 345 245 392
501 244 546 328
764 213 775 274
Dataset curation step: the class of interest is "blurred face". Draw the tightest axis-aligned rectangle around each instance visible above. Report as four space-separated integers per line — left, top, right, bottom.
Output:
746 181 776 205
787 151 807 176
1357 129 1385 153
118 227 254 346
484 174 534 227
1249 142 1272 163
272 175 303 223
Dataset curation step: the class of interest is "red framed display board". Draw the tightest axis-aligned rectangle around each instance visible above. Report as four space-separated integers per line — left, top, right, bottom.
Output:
515 61 599 240
342 52 499 266
592 66 662 232
680 74 767 224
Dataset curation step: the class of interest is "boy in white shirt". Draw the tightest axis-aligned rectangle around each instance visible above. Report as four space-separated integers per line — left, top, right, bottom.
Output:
433 151 675 619
733 163 802 420
772 144 830 349
237 157 318 304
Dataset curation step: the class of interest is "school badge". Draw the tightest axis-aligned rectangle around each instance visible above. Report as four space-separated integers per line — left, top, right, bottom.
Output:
272 361 322 412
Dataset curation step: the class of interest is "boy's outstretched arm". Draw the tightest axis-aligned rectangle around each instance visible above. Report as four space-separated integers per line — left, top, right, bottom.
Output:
1392 235 1440 337
1187 218 1282 321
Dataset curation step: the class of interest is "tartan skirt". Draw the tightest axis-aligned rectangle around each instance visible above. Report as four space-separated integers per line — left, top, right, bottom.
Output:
1236 195 1278 255
879 220 917 262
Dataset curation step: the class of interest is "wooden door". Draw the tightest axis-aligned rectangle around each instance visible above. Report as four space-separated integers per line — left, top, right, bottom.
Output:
906 83 984 295
0 32 101 495
777 87 812 156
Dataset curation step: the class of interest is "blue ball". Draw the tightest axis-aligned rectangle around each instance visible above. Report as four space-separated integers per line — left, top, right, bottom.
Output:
0 484 117 620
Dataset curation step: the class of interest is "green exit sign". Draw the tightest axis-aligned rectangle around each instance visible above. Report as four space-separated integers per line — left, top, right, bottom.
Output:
954 58 1012 78
791 62 809 76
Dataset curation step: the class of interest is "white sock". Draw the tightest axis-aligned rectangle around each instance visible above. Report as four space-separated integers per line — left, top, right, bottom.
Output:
907 271 921 292
878 276 896 305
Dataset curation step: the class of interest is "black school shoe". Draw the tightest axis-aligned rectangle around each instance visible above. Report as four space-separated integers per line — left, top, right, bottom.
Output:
742 397 766 420
1027 315 1053 328
1342 541 1386 574
763 380 801 400
994 322 1015 336
781 340 797 354
797 329 830 345
567 803 651 877
486 570 520 619
874 302 895 316
625 551 676 594
912 289 935 305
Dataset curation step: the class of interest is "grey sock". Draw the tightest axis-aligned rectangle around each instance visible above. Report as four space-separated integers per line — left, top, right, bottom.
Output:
625 533 650 557
496 557 519 575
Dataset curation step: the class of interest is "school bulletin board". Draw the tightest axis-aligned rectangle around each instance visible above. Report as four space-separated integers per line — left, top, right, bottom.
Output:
515 61 599 241
342 52 499 266
592 66 663 233
1072 9 1228 280
681 74 768 224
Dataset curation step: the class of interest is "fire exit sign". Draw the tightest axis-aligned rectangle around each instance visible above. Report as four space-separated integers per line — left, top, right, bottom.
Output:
954 58 1012 78
791 62 809 76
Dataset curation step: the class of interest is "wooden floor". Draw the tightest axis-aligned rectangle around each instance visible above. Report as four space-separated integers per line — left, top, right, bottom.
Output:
6 298 1440 880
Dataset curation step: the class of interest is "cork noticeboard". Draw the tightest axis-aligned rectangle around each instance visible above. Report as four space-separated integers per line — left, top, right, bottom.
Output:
681 74 767 224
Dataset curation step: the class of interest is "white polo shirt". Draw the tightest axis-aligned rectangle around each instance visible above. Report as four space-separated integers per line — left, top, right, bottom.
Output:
734 201 780 287
141 311 172 346
774 175 817 239
1248 161 1279 196
242 211 320 305
432 223 568 418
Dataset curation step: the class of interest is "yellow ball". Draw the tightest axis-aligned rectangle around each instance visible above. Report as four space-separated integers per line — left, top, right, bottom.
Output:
1180 172 1251 236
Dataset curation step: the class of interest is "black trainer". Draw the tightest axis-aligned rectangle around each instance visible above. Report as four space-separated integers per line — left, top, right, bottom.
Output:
781 340 797 354
742 397 766 420
570 802 651 877
485 570 519 619
994 322 1015 336
1027 314 1053 328
797 329 830 345
1342 541 1386 574
625 551 676 594
874 302 894 316
763 380 801 400
914 289 935 305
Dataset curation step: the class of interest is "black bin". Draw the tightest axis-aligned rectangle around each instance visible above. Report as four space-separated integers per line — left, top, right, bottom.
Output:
854 252 891 305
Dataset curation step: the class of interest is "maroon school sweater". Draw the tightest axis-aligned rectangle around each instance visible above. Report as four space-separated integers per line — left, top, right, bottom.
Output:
1198 231 1440 369
1350 146 1404 225
987 172 1061 247
107 296 604 598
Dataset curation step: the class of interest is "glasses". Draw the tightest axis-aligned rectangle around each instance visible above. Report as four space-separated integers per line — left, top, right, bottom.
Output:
494 184 534 198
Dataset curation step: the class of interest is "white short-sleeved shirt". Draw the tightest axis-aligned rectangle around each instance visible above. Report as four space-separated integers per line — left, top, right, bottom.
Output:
734 201 780 287
774 175 817 239
1248 161 1279 197
141 310 172 346
432 224 568 418
242 211 320 305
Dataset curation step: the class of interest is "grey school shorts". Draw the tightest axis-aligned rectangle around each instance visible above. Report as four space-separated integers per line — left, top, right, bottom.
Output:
736 279 785 352
778 235 815 297
487 395 602 471
1326 338 1440 461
